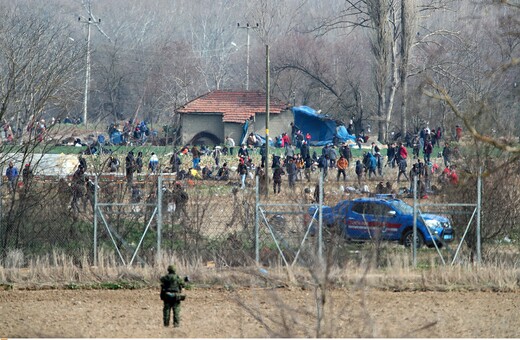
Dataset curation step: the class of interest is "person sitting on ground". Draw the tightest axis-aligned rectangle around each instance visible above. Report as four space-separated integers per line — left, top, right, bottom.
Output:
376 181 385 194
189 167 202 180
215 163 230 181
201 165 213 180
385 181 395 194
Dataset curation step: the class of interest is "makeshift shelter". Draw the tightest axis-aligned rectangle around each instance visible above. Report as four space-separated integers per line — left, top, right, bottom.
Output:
292 106 355 146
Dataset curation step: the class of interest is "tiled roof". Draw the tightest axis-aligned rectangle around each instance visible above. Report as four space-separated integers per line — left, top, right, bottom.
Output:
176 90 289 123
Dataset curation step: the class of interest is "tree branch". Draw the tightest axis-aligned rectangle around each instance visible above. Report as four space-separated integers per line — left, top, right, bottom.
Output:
423 78 520 153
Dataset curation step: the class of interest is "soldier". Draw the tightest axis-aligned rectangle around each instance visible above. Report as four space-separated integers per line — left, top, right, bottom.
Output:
160 265 188 328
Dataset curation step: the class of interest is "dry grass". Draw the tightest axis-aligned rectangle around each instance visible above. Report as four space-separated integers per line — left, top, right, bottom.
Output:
1 249 518 292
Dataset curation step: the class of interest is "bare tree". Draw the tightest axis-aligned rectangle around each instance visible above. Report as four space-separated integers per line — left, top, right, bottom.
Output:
398 0 417 140
0 3 84 128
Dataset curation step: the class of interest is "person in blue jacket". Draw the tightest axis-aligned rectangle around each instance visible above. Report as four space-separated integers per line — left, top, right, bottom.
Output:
5 161 19 192
367 152 377 179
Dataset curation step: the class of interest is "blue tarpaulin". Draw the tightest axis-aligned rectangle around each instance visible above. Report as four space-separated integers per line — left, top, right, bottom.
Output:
240 120 249 146
336 125 356 143
254 134 274 146
292 106 355 146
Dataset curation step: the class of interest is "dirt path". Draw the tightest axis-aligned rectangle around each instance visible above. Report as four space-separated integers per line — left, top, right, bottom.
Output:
1 288 519 338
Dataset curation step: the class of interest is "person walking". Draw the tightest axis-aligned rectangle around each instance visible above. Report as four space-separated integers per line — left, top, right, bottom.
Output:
237 158 248 189
304 156 313 182
366 152 377 179
272 165 285 194
191 145 201 169
170 152 182 174
160 265 188 328
397 157 409 183
386 142 396 168
423 140 433 163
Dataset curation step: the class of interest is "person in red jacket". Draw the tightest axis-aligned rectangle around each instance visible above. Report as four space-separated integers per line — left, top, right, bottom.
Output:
282 132 291 146
399 142 408 160
448 165 459 185
455 125 462 142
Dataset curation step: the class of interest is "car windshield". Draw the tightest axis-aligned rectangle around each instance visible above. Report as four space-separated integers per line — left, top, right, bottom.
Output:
390 200 414 214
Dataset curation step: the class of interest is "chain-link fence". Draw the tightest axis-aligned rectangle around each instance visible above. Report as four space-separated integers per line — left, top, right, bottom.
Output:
1 165 518 269
0 174 93 263
0 172 261 267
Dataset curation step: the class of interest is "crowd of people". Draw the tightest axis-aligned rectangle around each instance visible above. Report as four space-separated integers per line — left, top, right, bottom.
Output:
0 115 86 146
107 119 159 146
2 120 464 213
78 123 459 200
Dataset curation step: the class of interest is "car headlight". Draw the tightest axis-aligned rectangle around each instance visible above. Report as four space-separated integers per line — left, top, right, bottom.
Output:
424 220 440 234
442 222 452 229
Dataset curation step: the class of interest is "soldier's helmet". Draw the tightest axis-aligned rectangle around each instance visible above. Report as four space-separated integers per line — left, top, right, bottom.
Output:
167 265 176 274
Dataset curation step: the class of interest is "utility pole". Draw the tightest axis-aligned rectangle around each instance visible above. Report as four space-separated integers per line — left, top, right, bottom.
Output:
237 23 259 91
78 17 99 128
265 45 270 198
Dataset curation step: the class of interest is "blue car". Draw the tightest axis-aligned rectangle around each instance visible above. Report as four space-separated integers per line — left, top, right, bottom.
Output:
308 197 454 248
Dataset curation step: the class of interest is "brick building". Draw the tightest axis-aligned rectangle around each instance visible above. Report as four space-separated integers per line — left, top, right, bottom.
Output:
176 90 291 145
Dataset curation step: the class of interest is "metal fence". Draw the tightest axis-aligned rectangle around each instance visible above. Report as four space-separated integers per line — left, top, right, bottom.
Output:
0 167 496 269
0 172 261 267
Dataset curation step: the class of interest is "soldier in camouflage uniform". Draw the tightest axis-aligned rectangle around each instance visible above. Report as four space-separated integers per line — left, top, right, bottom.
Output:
160 265 187 327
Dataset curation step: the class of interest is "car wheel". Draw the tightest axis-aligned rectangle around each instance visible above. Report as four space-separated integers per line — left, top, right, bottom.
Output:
427 241 443 249
402 229 424 248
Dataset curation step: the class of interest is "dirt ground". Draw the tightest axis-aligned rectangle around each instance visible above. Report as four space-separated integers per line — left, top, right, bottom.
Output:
1 287 519 338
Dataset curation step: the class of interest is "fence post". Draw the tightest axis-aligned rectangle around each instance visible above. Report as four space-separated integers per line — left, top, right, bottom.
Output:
93 174 98 267
318 169 323 262
255 175 260 264
157 175 163 265
413 175 418 267
476 167 482 264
